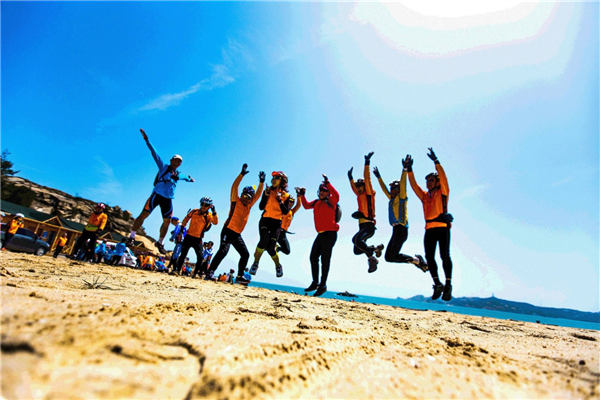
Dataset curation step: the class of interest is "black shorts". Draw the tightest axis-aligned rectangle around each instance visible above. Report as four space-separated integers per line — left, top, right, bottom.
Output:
143 192 173 219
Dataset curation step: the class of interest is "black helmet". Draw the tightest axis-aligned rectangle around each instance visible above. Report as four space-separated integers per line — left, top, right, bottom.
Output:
241 186 256 198
200 197 213 206
389 180 401 190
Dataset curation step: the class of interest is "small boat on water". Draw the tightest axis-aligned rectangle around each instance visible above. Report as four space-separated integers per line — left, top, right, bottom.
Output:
336 291 358 298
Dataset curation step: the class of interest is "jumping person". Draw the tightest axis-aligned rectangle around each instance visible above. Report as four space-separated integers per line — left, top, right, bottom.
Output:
407 148 453 301
174 197 218 275
53 233 69 258
298 174 340 297
208 164 264 283
167 216 186 270
249 171 291 278
348 152 384 273
2 213 25 250
373 158 428 272
276 195 302 256
129 128 194 254
71 203 108 261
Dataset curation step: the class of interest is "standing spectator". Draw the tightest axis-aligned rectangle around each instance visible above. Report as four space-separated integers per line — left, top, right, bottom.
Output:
53 233 69 258
71 203 108 261
2 213 25 250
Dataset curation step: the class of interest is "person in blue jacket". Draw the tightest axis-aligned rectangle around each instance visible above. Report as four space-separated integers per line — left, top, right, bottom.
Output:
129 128 194 254
167 216 187 270
109 239 128 265
94 240 108 263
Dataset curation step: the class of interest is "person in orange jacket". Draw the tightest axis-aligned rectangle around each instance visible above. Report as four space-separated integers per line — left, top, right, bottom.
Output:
348 152 384 273
53 233 69 258
249 171 291 278
71 203 108 261
2 213 25 249
276 195 302 256
407 148 454 301
208 164 264 283
173 197 218 274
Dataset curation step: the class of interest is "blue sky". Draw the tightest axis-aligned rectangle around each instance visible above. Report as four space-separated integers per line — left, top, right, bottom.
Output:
2 2 598 311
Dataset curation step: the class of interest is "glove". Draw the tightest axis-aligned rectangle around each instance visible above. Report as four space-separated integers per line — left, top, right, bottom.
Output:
347 167 354 180
373 167 381 179
427 148 438 163
364 151 374 165
295 187 306 196
211 206 216 214
404 155 413 172
322 174 329 184
259 171 266 183
241 163 249 176
140 128 148 142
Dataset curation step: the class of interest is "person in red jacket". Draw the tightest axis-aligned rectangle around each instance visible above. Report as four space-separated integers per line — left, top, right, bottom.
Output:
407 148 454 301
297 175 340 297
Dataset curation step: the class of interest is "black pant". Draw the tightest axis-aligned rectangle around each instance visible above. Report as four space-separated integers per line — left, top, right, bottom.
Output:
424 227 452 281
210 228 250 277
352 222 376 257
53 245 64 258
385 225 413 263
2 233 14 249
258 217 281 257
277 232 290 255
176 234 203 273
193 259 210 278
72 230 98 261
310 231 337 286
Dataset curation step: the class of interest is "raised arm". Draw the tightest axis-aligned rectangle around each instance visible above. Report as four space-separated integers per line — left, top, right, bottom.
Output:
399 169 408 199
348 167 358 195
209 207 219 226
250 171 266 207
231 174 244 202
364 152 374 195
405 155 425 201
428 148 449 196
327 181 340 206
291 198 302 215
140 129 164 170
373 167 390 200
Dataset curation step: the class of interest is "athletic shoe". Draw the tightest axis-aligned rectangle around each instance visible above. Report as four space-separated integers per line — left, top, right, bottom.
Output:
374 244 384 258
313 285 327 297
276 264 283 278
236 275 249 285
432 283 444 300
442 283 452 301
415 255 428 272
304 282 319 292
155 241 167 255
368 256 378 273
249 262 259 275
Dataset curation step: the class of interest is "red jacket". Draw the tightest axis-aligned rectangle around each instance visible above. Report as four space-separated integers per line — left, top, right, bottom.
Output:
301 182 340 233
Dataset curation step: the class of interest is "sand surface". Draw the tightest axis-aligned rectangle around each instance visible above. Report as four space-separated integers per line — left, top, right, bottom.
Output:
1 251 598 399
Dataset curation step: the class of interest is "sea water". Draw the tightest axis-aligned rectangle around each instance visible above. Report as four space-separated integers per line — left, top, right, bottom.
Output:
249 281 600 331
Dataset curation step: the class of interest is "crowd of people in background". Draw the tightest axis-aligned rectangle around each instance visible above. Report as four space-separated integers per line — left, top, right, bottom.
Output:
1 128 454 300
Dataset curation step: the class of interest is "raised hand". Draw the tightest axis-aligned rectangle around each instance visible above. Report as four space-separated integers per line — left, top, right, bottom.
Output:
364 152 374 164
140 128 148 142
404 155 413 171
373 167 381 179
259 171 266 183
427 148 438 162
347 167 354 180
241 163 249 176
322 174 329 183
211 205 216 214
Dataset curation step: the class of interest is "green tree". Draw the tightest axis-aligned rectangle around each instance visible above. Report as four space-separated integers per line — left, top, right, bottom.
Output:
1 150 36 207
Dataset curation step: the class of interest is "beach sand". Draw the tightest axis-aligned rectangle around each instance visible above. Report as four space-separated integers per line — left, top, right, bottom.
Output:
1 251 598 399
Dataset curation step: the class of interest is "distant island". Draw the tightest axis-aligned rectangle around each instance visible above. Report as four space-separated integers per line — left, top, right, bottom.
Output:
336 291 358 298
402 295 600 323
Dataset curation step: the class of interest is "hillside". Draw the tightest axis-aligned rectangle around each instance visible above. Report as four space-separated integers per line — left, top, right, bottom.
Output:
405 295 600 323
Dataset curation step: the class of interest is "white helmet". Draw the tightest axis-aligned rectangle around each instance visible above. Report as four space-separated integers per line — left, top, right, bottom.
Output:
15 213 25 218
171 154 183 162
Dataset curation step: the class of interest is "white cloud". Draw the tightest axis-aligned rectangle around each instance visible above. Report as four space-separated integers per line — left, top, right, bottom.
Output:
455 183 490 201
137 39 244 112
84 156 123 201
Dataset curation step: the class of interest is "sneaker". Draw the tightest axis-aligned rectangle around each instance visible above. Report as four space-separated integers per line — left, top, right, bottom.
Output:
155 241 167 255
442 283 452 301
415 255 428 272
374 244 384 258
275 264 283 278
304 282 319 292
432 283 444 300
313 285 327 297
236 275 249 285
249 262 259 275
368 256 378 273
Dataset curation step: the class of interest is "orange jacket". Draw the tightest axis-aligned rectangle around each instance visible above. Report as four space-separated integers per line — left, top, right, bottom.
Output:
225 174 264 234
58 237 68 247
85 212 107 232
262 190 290 220
8 219 24 234
350 165 376 224
408 163 449 229
182 210 218 238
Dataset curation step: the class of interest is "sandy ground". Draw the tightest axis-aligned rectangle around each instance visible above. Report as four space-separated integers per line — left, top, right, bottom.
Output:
1 251 598 399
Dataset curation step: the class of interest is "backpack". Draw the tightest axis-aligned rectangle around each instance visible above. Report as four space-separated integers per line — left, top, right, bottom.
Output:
335 203 342 223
